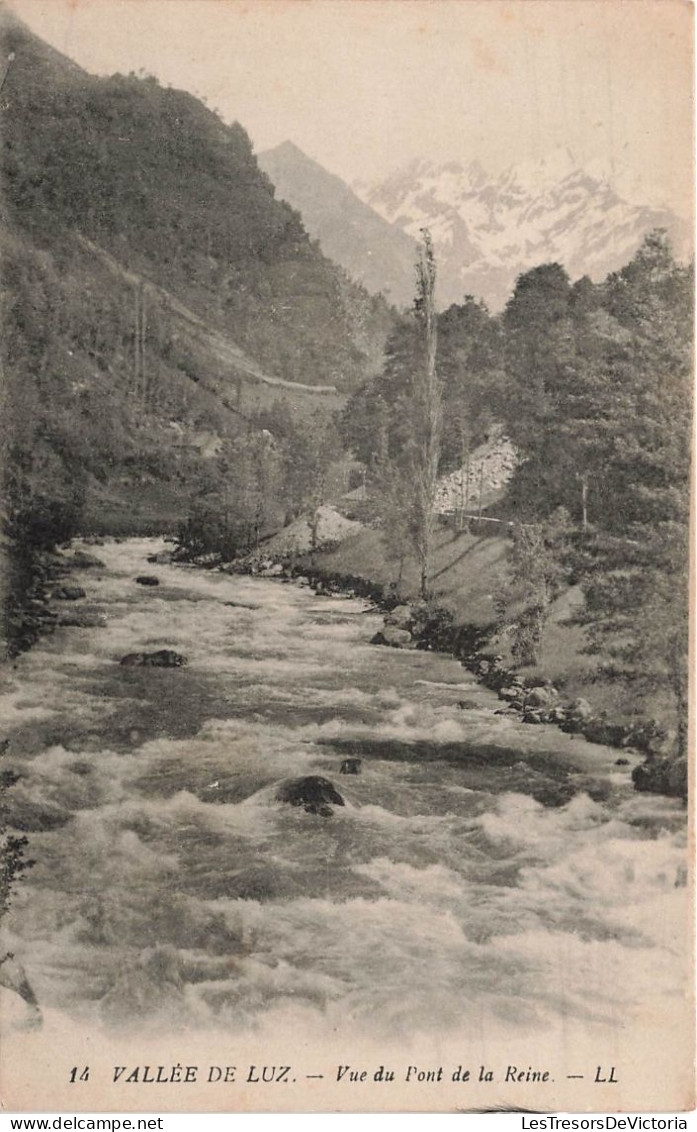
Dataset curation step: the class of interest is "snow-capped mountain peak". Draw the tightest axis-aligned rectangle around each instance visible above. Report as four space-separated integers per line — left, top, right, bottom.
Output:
499 146 578 194
352 148 690 309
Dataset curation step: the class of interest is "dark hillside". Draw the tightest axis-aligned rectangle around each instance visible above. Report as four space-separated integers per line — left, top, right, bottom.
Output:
1 11 390 394
0 9 394 655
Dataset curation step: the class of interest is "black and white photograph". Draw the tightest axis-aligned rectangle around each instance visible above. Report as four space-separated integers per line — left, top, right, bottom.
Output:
0 0 693 1114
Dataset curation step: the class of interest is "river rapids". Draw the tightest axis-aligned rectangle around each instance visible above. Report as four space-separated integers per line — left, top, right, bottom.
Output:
0 539 690 1055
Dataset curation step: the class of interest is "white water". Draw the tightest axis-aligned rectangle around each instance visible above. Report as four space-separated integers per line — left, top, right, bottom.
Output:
0 538 690 1045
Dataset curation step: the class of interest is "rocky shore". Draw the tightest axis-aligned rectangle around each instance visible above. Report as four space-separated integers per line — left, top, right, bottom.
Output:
225 552 688 802
1 541 107 660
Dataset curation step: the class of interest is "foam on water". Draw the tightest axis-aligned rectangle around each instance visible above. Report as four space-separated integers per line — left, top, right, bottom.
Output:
1 537 689 1046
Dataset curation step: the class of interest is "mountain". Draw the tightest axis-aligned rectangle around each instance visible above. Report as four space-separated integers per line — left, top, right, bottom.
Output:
353 148 692 310
0 9 393 537
2 11 392 394
258 141 418 308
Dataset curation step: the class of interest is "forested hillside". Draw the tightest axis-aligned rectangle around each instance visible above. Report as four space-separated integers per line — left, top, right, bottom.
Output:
0 9 392 651
2 13 391 392
335 232 692 779
0 6 391 593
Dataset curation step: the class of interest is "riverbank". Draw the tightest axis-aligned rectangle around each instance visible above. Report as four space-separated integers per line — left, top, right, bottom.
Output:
222 523 687 802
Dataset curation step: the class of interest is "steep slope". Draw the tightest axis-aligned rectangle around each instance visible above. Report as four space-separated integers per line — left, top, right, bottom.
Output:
354 149 691 309
258 141 418 309
1 10 389 394
0 10 391 545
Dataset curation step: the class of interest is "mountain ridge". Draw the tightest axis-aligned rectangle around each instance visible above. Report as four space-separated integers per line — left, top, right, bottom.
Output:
258 141 418 308
354 149 691 309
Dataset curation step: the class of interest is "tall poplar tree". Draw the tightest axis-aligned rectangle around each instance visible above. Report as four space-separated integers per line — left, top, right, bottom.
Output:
411 231 442 599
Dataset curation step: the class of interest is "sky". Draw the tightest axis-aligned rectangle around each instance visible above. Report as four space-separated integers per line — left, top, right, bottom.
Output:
6 0 694 214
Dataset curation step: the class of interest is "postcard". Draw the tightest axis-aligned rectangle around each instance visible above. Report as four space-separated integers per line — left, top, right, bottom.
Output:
0 0 693 1114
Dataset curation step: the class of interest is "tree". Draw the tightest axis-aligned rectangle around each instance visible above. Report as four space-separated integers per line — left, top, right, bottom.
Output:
371 425 412 586
436 297 506 471
410 231 442 598
339 235 449 596
495 510 572 667
338 297 502 476
571 235 693 751
497 233 691 748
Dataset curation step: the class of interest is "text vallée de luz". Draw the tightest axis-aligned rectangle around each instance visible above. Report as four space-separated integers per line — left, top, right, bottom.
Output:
68 1064 620 1087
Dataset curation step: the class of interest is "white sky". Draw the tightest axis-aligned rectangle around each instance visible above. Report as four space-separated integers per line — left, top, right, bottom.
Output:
6 0 694 213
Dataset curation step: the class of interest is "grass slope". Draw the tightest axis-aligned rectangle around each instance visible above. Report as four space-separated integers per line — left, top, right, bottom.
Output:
307 519 677 735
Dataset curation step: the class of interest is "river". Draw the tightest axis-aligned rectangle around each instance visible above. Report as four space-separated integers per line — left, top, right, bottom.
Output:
0 537 691 1096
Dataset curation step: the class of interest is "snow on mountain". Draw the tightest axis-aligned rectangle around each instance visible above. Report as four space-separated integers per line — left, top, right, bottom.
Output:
354 150 691 310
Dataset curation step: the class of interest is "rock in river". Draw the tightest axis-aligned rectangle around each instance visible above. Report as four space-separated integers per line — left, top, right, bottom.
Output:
135 575 160 586
68 551 105 568
276 775 345 816
52 586 86 601
340 757 362 775
120 650 188 668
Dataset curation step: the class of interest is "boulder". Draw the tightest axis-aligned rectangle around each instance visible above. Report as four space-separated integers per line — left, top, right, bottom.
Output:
385 605 413 629
530 779 577 808
147 551 174 565
68 551 104 568
633 751 687 796
135 575 160 586
340 757 362 775
568 697 593 720
119 650 188 668
632 759 667 795
560 715 585 735
373 626 414 649
581 718 627 747
52 586 86 601
523 711 544 724
524 685 558 709
498 686 523 702
146 649 187 667
276 775 345 816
